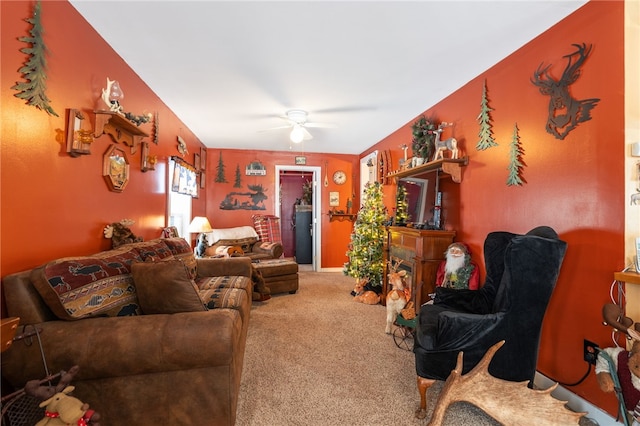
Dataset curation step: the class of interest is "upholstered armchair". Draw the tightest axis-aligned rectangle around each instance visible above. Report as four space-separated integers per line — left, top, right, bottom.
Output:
413 226 567 418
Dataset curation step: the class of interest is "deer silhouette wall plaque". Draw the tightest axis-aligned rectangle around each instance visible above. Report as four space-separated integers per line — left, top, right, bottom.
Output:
531 43 600 140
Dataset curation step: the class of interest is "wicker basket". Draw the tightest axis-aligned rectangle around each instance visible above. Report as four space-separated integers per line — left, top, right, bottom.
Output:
401 301 416 320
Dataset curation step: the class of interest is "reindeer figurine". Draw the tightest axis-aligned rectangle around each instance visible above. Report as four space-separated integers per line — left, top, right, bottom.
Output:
385 258 410 334
432 122 459 161
352 277 380 305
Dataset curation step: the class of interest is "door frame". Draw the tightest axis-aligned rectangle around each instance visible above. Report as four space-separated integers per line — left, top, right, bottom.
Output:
275 165 322 271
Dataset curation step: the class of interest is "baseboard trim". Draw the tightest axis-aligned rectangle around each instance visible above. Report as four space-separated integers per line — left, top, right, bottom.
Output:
534 372 618 425
317 267 344 273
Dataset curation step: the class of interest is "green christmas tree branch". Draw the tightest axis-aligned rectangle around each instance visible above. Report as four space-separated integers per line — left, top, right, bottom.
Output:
12 1 58 117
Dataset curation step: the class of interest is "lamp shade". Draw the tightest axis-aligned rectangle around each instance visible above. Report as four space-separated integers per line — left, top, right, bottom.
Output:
188 216 212 233
290 125 304 143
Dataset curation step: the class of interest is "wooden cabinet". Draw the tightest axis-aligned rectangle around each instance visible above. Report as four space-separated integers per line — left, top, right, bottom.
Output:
383 227 455 306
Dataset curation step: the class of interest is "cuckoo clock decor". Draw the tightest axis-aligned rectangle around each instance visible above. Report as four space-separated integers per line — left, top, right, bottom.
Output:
531 43 600 140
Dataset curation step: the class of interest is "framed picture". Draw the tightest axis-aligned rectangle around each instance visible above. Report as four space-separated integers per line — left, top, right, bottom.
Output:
200 171 206 188
329 191 340 207
295 156 306 165
194 153 201 171
200 147 207 170
103 144 130 192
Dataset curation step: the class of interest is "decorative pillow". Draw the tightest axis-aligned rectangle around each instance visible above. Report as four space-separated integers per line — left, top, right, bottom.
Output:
131 259 206 314
252 215 282 243
134 239 173 261
162 237 192 255
162 238 197 280
30 247 142 320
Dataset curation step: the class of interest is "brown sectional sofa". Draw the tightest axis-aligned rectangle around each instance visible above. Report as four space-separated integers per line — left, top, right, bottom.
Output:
1 238 252 425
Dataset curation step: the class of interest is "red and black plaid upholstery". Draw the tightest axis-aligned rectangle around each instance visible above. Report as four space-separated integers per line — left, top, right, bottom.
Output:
252 214 282 243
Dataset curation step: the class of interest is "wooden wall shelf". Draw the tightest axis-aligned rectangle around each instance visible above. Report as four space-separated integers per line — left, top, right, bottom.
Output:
614 270 640 285
387 157 468 183
94 111 149 153
329 212 356 222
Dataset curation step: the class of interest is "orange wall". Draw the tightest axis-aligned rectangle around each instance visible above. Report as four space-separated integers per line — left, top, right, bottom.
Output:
203 149 359 268
0 0 628 417
365 1 624 416
0 1 207 276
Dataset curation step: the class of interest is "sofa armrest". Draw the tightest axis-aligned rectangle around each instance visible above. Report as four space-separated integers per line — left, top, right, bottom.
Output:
196 256 252 278
250 241 283 259
1 310 243 386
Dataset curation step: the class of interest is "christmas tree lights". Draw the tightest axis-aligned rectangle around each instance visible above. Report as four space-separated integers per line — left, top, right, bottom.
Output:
343 182 388 289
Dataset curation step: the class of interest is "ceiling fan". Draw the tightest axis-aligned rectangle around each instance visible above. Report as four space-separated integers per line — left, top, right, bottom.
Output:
260 109 336 143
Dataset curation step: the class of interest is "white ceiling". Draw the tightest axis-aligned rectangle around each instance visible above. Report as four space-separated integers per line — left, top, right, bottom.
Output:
70 1 587 155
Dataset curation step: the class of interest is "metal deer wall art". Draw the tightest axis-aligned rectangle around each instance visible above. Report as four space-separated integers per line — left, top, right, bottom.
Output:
531 43 600 140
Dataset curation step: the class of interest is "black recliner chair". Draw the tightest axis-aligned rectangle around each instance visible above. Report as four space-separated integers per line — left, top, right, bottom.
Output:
413 226 567 418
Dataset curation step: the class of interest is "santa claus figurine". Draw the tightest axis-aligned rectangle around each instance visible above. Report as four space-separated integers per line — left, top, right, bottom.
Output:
435 242 480 290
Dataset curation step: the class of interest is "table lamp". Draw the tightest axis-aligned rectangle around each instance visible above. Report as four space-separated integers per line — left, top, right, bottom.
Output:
188 216 212 257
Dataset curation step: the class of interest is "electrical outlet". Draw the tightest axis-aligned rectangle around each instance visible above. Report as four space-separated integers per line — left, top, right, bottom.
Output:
583 339 599 365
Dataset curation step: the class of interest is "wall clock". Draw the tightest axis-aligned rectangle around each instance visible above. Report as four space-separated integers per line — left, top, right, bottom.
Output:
333 170 347 185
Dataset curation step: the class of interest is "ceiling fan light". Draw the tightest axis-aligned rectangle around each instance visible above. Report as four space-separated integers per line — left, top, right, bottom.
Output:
290 125 305 143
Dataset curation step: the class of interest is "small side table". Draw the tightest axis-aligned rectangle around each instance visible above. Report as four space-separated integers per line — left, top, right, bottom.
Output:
1 317 19 353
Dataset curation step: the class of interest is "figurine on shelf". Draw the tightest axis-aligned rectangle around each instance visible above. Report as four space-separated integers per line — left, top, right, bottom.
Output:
432 122 459 161
100 78 124 113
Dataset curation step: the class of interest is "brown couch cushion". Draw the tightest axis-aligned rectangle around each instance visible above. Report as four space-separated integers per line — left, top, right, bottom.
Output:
131 260 206 314
31 248 142 320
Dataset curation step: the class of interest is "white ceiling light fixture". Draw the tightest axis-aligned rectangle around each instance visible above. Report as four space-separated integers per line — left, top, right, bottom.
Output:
290 124 305 143
259 109 335 143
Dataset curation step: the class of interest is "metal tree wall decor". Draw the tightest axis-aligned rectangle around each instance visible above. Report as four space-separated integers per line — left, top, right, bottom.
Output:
12 1 58 117
215 151 227 183
506 123 525 186
531 43 600 140
476 79 498 150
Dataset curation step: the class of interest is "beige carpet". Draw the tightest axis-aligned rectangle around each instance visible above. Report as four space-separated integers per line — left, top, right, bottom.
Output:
236 271 500 426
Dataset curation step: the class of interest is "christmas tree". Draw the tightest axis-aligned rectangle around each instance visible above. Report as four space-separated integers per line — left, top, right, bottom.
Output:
476 80 497 150
343 181 387 290
506 123 525 186
12 1 58 117
395 184 409 225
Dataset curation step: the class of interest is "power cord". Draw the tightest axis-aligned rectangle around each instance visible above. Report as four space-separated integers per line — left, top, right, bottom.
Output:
551 362 593 387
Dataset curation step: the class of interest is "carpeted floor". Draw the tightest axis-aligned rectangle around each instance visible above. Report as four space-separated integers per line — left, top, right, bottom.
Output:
236 271 502 425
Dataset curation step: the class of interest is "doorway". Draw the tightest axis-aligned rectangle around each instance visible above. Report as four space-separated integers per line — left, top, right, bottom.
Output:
275 165 322 271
